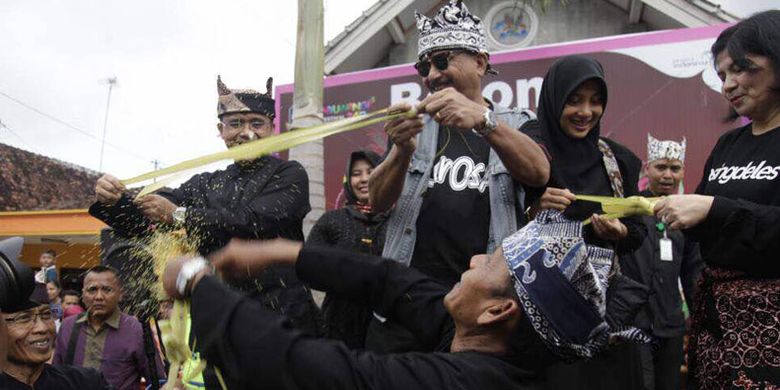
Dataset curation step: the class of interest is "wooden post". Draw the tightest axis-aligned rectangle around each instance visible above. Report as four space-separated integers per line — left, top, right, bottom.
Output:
289 0 325 237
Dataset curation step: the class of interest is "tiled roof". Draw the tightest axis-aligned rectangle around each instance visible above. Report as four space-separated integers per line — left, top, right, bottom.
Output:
0 143 100 211
325 0 389 51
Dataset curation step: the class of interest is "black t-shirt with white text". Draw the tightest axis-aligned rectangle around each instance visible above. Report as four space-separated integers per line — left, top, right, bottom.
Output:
410 126 491 287
694 124 780 273
697 124 780 209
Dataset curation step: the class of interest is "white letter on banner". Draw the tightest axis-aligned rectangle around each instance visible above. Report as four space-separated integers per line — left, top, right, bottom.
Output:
482 81 513 108
390 82 422 105
516 77 544 110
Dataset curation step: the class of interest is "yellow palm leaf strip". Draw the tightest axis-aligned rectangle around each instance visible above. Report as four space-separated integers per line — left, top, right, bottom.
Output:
121 108 391 186
127 108 414 198
134 169 198 199
576 195 662 224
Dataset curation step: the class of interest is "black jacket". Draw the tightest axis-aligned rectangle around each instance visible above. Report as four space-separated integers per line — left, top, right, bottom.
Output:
190 245 546 390
0 365 112 389
619 190 703 338
90 157 310 251
89 157 312 291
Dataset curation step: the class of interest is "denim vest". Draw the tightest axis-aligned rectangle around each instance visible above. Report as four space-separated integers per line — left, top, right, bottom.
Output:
381 104 536 266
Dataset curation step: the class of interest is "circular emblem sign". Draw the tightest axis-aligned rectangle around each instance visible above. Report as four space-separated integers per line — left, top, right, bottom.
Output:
485 1 539 50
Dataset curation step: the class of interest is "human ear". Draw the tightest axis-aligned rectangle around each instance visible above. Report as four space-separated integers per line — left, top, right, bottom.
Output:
476 299 519 326
475 53 488 77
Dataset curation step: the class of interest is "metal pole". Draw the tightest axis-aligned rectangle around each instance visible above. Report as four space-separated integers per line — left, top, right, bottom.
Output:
98 77 117 172
151 159 161 183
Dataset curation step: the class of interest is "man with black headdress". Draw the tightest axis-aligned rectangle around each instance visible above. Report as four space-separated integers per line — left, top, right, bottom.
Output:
89 76 321 387
0 237 111 389
368 0 549 352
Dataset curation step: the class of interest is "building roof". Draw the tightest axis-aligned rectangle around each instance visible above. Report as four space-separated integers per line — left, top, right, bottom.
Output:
0 142 100 211
324 0 738 75
324 0 437 74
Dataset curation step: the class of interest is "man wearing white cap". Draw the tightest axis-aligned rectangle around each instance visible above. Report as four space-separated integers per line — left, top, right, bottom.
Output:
619 134 702 390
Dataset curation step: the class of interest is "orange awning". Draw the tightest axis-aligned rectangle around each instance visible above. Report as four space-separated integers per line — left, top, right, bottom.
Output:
0 209 106 237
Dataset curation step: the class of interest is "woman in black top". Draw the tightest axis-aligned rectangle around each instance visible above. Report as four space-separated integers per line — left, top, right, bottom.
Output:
654 11 780 388
525 55 645 389
526 55 644 251
307 150 389 348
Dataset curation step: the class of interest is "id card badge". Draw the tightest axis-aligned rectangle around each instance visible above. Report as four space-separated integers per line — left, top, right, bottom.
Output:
659 230 673 261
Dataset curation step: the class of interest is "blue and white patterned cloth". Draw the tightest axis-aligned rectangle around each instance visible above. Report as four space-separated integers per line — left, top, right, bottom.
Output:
502 209 650 360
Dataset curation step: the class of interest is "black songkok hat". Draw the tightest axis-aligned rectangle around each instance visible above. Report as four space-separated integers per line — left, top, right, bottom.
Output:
217 75 276 119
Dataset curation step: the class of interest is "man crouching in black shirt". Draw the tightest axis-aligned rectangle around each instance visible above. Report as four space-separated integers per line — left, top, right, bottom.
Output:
161 224 647 390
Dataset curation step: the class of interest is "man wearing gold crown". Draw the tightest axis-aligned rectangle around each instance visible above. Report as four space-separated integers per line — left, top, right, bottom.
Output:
619 134 702 390
367 0 549 352
89 76 322 388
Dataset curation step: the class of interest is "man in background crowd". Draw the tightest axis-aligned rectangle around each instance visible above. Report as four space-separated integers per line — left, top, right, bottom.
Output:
53 266 164 390
620 134 702 390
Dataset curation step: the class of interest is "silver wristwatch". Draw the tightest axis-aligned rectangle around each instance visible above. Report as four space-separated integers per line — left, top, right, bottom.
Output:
176 256 209 297
172 207 187 226
473 108 497 137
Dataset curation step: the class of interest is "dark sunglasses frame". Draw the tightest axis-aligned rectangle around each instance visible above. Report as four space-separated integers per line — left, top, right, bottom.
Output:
414 50 473 77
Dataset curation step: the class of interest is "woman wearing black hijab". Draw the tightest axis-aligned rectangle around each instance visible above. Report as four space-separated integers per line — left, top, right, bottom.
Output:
526 54 644 250
525 55 645 389
307 150 390 348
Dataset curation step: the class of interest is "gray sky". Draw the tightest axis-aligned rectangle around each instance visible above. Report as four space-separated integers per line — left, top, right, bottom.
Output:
0 0 368 180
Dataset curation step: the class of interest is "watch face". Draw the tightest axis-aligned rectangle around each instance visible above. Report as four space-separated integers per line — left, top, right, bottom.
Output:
173 207 185 222
485 2 539 50
488 111 498 127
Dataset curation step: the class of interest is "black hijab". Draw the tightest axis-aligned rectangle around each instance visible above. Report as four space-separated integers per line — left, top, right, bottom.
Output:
343 150 382 205
532 55 613 196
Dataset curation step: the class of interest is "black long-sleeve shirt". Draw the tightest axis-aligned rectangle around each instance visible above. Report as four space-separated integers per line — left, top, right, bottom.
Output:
620 191 703 337
89 157 312 289
90 157 310 252
689 124 780 277
0 365 112 389
190 245 545 390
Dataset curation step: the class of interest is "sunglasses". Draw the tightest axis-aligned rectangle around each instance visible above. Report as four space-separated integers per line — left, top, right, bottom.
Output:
414 50 467 77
